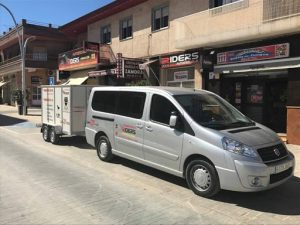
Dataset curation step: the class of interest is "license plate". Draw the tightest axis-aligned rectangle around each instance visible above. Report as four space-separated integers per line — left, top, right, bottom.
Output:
275 161 293 174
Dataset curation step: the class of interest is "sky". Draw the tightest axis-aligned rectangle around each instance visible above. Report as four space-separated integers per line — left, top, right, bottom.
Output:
0 0 113 33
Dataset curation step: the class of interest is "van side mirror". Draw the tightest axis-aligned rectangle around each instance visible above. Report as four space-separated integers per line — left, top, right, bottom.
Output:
169 111 178 129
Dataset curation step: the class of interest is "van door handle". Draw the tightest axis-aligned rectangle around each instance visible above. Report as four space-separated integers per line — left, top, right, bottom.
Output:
136 124 143 129
145 126 153 132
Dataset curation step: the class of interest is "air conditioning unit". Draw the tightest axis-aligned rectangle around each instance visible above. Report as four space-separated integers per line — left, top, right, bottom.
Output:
48 70 56 76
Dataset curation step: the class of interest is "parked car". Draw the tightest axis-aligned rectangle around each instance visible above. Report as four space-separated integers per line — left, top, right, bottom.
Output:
85 86 295 197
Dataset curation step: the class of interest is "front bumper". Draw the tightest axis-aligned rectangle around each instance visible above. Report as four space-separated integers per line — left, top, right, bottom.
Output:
217 153 295 192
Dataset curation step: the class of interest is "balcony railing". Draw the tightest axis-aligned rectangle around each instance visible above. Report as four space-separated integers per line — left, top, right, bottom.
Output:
0 55 21 67
0 54 57 68
99 44 117 65
26 53 48 61
263 0 300 21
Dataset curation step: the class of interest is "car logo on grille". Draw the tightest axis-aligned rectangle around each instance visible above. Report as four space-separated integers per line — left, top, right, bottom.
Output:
274 148 280 157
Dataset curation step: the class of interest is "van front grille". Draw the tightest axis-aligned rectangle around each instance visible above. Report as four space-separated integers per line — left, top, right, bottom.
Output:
257 144 288 163
270 167 293 184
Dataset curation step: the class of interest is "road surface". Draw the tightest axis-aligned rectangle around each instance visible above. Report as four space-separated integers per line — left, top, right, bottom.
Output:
0 115 300 224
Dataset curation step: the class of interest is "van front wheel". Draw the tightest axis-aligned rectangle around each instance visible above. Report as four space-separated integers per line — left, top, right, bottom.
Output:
186 159 220 198
96 136 113 162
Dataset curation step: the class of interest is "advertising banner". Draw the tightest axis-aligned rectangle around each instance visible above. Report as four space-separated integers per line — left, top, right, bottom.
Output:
174 71 188 81
217 43 289 65
58 49 98 71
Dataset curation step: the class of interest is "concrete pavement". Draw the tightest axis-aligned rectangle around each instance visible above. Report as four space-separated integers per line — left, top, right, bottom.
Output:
1 104 300 224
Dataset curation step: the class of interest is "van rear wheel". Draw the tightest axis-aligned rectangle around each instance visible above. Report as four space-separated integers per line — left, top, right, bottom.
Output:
96 136 113 162
186 159 220 198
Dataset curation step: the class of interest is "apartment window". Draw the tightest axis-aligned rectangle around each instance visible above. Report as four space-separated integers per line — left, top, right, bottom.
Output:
152 5 169 31
101 25 111 44
210 0 240 8
120 17 133 40
33 47 47 61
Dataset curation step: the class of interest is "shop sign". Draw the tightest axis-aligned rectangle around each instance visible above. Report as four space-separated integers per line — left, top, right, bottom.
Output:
122 58 145 79
88 69 117 77
217 43 290 65
174 71 188 81
161 51 200 68
48 76 56 85
58 49 98 71
209 72 220 80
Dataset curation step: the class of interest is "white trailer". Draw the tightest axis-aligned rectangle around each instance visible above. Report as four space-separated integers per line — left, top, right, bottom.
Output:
41 85 96 144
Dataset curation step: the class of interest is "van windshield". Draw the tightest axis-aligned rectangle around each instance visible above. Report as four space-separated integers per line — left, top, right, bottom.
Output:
174 93 255 130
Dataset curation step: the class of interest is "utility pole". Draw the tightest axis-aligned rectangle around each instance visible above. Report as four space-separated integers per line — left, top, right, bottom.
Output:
22 36 35 115
0 4 36 115
0 3 24 113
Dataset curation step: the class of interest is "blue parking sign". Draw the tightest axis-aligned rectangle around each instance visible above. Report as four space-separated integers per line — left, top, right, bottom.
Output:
49 76 56 85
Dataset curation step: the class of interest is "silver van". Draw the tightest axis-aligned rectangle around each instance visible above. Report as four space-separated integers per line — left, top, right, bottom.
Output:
85 87 295 197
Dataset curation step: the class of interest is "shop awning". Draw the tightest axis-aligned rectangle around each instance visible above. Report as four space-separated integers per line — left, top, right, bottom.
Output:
88 69 117 77
0 81 10 87
139 59 158 70
214 57 300 74
63 71 89 85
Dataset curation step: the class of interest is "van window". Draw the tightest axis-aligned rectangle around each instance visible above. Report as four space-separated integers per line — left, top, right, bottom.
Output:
116 92 146 119
92 91 117 113
150 94 178 125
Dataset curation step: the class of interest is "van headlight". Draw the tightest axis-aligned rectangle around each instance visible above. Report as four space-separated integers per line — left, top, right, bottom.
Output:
222 137 258 158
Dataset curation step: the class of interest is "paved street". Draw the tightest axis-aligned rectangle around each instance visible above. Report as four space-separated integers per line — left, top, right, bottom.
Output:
0 107 300 224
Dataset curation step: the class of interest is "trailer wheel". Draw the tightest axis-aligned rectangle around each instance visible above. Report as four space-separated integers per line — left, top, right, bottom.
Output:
49 127 59 144
96 136 113 162
42 126 50 142
185 159 220 198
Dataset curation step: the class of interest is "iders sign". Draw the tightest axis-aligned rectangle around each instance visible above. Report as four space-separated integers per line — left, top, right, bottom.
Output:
161 51 200 68
217 43 290 65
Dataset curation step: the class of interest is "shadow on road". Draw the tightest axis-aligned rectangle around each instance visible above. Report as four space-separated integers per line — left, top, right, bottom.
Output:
57 136 94 150
0 114 27 126
111 156 188 188
212 176 300 215
112 156 300 215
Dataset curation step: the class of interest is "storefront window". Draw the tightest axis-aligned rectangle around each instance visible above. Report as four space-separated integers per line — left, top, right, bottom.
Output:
246 84 263 104
166 67 195 88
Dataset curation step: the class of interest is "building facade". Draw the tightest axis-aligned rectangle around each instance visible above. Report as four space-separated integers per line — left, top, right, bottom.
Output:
0 20 71 106
58 0 300 144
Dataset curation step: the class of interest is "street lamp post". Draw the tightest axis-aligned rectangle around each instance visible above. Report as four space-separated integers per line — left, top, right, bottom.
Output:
0 3 27 115
22 36 35 115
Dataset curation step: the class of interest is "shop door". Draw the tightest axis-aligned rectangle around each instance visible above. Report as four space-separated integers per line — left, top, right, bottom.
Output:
32 86 41 106
243 82 264 124
264 80 287 133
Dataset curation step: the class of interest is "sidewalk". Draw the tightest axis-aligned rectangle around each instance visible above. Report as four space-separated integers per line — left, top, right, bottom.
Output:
0 104 42 125
0 104 299 176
